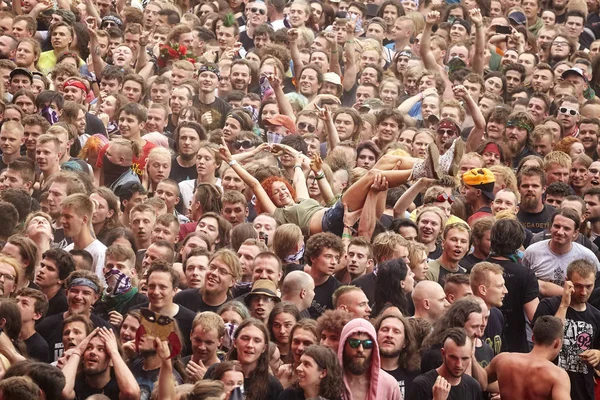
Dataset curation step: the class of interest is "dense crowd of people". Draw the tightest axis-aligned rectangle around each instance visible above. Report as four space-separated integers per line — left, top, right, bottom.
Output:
0 0 598 398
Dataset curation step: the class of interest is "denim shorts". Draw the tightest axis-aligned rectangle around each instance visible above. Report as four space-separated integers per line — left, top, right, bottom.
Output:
321 199 345 236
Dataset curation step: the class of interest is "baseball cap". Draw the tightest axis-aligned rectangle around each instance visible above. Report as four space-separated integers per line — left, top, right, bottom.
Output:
10 68 33 82
266 114 296 134
508 11 526 25
452 19 471 35
244 279 281 306
561 67 588 82
462 168 496 200
323 72 342 88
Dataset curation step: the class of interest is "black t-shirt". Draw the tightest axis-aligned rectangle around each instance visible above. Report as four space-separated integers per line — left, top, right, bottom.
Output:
46 288 68 317
93 290 148 322
85 112 107 136
24 331 49 362
205 363 283 400
277 387 306 400
385 366 421 398
308 276 341 319
420 345 442 373
437 262 467 286
74 373 120 400
484 307 504 356
192 96 232 131
37 312 111 362
475 343 495 368
174 289 232 313
52 227 73 249
429 243 443 261
240 30 255 51
351 272 376 305
491 257 539 353
169 156 197 182
459 253 484 273
534 297 600 400
406 369 483 400
517 204 555 234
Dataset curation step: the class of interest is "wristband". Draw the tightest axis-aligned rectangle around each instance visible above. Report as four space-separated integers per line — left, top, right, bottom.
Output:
315 171 325 180
342 233 353 239
72 352 81 357
228 160 238 167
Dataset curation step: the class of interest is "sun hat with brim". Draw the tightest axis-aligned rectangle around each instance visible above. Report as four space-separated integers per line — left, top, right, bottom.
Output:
244 279 281 305
462 168 496 200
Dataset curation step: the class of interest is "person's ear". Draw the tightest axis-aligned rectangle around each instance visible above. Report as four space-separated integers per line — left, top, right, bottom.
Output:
299 288 306 299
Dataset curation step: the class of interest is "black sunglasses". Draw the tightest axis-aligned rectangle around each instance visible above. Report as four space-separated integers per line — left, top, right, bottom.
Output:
298 122 316 133
250 7 266 15
348 338 374 349
233 140 253 150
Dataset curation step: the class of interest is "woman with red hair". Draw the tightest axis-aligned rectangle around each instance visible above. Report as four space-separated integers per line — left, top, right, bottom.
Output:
219 139 422 237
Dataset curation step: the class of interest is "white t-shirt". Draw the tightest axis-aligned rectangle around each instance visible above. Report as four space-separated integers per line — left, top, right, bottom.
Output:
523 239 600 286
65 239 107 280
179 178 222 216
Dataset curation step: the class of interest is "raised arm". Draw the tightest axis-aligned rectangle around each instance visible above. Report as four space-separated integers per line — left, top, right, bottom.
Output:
88 25 108 79
358 174 388 240
310 154 335 205
453 85 485 152
342 21 358 92
156 338 177 400
421 11 442 72
317 104 340 151
326 32 342 77
83 0 102 26
393 178 435 218
98 328 140 400
555 281 572 324
470 9 485 75
288 29 304 84
61 328 100 400
270 72 295 121
219 139 278 214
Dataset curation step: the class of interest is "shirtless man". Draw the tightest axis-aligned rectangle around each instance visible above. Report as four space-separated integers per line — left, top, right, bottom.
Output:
483 316 571 399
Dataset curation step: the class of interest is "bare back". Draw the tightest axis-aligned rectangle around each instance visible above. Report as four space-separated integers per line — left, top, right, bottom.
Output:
489 353 571 400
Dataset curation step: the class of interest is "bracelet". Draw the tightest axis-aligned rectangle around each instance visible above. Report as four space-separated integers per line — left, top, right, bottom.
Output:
71 352 81 357
228 160 238 167
315 172 325 180
342 233 353 239
346 40 355 43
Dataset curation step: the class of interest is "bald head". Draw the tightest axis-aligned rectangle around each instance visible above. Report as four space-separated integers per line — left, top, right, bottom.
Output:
412 280 450 322
281 270 315 311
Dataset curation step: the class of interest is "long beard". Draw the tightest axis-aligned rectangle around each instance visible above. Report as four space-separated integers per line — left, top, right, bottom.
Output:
521 194 539 211
343 351 372 375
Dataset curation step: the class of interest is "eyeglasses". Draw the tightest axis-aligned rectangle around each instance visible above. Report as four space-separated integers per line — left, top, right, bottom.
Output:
250 7 267 14
553 41 569 48
437 129 456 136
297 122 316 133
233 140 254 150
208 264 233 277
436 193 455 204
559 107 579 116
347 338 374 349
0 273 15 281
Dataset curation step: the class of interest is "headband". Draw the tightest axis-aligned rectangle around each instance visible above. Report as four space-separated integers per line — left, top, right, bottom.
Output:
227 111 247 128
483 143 500 156
437 119 459 135
63 79 88 93
101 15 123 26
70 277 99 293
398 50 412 58
199 64 220 78
506 119 533 133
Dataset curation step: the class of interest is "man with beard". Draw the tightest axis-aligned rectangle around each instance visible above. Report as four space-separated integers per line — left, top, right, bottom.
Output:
61 327 140 400
376 314 421 397
524 208 600 298
533 260 600 400
166 87 193 133
530 64 555 95
426 223 470 285
407 328 482 399
175 249 240 313
517 166 555 233
505 111 536 169
37 270 111 362
338 318 402 400
169 122 205 183
0 34 16 59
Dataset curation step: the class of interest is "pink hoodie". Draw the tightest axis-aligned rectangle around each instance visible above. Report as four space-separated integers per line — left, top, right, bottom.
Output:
337 318 403 400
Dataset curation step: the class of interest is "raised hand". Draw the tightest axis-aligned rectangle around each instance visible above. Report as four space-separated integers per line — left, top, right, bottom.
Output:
154 337 171 361
310 154 323 173
433 375 451 400
343 203 362 227
561 280 574 308
370 174 389 192
317 105 331 121
452 84 468 100
186 359 207 382
218 137 233 163
287 28 299 43
108 310 123 328
469 8 483 26
426 11 441 26
97 327 120 357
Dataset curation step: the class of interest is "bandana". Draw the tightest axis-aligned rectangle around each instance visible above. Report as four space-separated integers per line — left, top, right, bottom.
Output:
483 143 500 156
506 119 533 133
63 79 88 94
398 50 412 58
283 244 305 263
437 119 459 136
199 64 220 78
243 105 259 123
104 269 132 297
41 106 59 124
101 15 123 27
70 277 99 293
222 322 237 351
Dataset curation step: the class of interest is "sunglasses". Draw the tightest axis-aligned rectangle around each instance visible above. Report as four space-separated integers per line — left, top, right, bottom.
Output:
298 122 316 133
348 338 374 349
233 140 253 150
437 129 456 136
436 193 455 204
559 107 579 116
250 7 266 14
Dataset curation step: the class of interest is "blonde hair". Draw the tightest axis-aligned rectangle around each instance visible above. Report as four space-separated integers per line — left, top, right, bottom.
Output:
489 165 518 194
0 255 20 288
210 249 241 281
372 231 409 264
470 261 504 292
273 224 303 261
543 151 572 170
147 147 173 164
61 193 94 219
191 311 225 338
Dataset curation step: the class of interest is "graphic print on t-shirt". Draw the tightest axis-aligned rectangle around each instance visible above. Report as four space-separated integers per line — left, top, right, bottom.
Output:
561 318 594 374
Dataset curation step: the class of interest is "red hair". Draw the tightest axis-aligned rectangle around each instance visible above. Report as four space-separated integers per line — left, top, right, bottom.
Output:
258 176 296 214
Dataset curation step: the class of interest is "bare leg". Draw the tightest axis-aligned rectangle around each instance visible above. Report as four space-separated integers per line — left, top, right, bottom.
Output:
342 169 412 211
